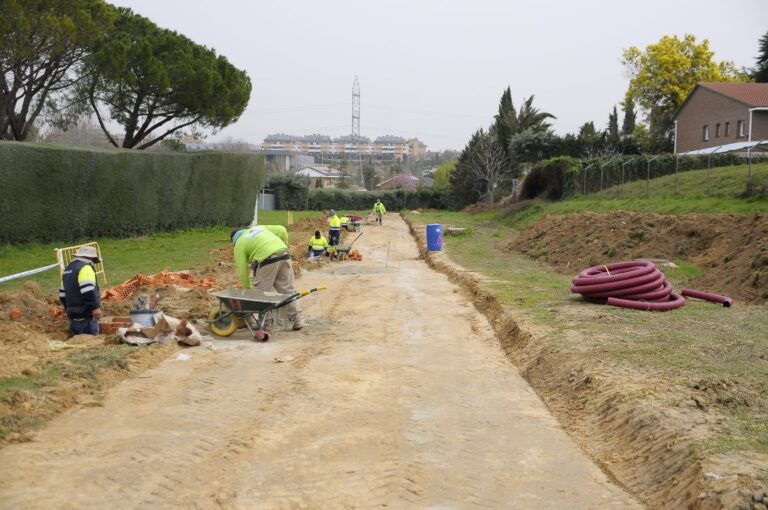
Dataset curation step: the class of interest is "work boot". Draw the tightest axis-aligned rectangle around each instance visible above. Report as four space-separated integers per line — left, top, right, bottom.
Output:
290 313 305 331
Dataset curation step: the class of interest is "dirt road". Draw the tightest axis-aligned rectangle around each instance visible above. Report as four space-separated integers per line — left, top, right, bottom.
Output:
0 215 640 509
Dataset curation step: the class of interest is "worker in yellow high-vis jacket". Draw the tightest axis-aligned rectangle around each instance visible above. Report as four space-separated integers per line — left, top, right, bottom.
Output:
231 226 304 330
307 230 329 257
59 245 102 335
328 209 342 247
373 199 386 225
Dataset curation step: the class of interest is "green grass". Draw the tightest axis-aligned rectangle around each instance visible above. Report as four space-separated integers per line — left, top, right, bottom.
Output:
407 210 768 456
595 161 768 199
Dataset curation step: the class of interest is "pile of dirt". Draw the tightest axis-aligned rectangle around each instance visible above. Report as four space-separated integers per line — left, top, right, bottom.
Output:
0 282 65 330
102 285 218 319
509 211 768 303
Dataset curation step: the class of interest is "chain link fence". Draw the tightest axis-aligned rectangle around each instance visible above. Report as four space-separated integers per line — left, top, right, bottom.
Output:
577 153 768 199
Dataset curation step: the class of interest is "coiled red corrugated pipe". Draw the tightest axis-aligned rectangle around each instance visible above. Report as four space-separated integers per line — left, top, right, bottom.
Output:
571 261 685 311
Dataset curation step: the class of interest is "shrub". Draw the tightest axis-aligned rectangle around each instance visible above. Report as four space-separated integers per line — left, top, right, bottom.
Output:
519 156 580 200
0 142 264 243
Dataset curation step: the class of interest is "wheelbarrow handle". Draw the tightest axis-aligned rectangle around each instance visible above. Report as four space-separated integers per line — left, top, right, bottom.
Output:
299 285 328 297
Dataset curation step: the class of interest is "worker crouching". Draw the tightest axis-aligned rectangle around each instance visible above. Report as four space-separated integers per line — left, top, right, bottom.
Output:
308 230 329 257
59 246 102 335
231 226 305 330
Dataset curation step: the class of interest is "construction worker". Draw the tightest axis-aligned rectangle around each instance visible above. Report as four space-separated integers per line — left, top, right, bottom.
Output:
231 226 304 330
328 209 342 247
373 199 386 225
59 245 102 335
307 230 329 257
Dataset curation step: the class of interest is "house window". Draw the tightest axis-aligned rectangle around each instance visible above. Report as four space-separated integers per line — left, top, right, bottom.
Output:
715 123 721 138
738 120 745 138
702 125 709 141
724 122 730 137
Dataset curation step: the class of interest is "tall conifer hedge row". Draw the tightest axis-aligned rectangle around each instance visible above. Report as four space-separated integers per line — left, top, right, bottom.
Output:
0 143 264 243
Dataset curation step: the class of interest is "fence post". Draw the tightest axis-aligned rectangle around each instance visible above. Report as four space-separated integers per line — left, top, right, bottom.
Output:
674 156 679 195
747 145 753 195
646 158 650 197
621 160 631 198
707 155 711 196
646 155 659 197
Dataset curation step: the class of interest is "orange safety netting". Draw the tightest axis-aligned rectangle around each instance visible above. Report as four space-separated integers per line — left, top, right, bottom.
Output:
100 269 216 301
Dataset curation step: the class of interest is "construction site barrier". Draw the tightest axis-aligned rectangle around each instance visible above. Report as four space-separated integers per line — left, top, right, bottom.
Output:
55 242 107 285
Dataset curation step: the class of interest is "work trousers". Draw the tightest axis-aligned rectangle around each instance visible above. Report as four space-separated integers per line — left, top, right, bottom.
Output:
69 317 99 336
253 259 301 319
329 228 341 246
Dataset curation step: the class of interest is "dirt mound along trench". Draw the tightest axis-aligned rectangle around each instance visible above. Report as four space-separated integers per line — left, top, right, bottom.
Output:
509 211 768 303
403 213 765 510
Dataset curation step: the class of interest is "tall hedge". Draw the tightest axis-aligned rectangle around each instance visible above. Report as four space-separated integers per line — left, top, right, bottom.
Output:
0 142 264 243
267 175 451 211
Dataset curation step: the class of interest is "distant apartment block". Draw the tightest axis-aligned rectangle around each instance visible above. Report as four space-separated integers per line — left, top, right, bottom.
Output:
262 134 427 162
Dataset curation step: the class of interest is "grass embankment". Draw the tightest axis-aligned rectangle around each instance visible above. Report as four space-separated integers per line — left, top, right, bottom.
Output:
0 210 324 294
480 163 768 230
406 210 768 458
596 161 768 199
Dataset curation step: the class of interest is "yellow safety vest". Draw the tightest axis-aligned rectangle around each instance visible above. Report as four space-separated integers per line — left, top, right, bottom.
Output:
329 214 341 229
310 236 328 251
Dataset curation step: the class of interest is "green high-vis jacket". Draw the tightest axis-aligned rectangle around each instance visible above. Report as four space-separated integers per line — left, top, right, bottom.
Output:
234 227 288 289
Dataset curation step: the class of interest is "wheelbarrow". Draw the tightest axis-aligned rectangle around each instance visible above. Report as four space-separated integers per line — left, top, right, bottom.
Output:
343 215 363 232
208 286 327 341
336 232 363 261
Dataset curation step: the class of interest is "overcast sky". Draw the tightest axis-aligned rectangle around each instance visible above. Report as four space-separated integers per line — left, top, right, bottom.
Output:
111 0 766 151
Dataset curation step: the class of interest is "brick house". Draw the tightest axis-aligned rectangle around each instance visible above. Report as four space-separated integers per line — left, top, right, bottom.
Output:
673 82 768 154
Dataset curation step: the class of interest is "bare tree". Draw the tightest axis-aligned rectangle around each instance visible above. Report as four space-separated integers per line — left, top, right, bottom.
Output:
38 115 114 148
468 130 508 204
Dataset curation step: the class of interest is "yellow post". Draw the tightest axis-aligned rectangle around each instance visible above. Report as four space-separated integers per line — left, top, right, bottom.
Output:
287 211 294 226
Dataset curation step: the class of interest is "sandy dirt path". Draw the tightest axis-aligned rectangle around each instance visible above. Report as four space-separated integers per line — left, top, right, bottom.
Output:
0 215 640 509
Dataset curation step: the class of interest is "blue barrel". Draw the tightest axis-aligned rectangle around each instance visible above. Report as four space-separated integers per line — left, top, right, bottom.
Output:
426 224 443 251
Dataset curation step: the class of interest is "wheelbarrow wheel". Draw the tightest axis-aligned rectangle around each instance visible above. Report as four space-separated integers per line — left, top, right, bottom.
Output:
208 305 240 337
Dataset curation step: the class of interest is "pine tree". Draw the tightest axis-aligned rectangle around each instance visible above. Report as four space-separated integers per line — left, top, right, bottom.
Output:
607 106 620 144
751 30 768 83
621 99 636 136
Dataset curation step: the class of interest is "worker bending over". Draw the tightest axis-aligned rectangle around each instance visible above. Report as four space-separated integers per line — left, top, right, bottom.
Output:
231 226 304 330
328 209 341 247
307 230 328 257
59 246 102 335
373 199 386 225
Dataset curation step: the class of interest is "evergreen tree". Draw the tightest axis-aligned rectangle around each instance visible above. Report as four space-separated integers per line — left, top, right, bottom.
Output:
493 87 516 160
607 106 620 144
621 99 636 136
751 30 768 83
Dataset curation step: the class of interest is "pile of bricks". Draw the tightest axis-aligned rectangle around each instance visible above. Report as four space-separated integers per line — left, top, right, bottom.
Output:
100 269 216 301
348 250 363 262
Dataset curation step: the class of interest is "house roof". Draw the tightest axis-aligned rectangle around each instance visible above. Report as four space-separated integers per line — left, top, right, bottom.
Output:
296 166 341 178
674 82 768 120
698 82 768 107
